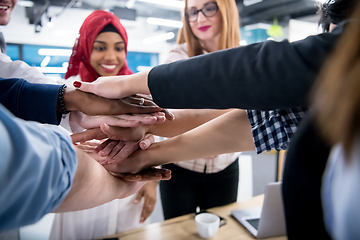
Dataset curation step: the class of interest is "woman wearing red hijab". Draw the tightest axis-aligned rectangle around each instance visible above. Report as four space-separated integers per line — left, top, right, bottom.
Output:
51 10 158 240
65 9 132 82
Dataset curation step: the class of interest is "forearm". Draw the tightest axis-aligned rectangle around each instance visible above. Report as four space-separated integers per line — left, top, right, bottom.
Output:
54 148 130 212
148 28 343 110
146 109 255 165
147 109 230 137
0 78 61 125
124 70 151 96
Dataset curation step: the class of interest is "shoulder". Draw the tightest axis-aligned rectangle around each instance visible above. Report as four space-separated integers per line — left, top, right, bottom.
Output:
170 42 188 53
0 52 11 62
165 43 189 63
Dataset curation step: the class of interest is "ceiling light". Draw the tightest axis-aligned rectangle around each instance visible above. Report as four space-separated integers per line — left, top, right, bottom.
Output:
54 29 78 38
243 0 263 7
34 67 67 73
40 56 51 68
18 0 34 7
126 0 136 8
143 32 175 44
38 49 72 56
137 0 184 9
243 23 271 31
147 17 183 28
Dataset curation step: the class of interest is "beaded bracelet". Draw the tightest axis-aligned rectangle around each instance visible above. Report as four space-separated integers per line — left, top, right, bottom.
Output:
58 84 70 115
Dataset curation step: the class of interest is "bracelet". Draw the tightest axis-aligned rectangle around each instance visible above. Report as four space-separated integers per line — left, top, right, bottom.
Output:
58 84 70 115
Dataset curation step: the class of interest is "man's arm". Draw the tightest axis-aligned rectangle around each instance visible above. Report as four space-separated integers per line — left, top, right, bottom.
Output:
0 104 166 231
0 77 60 124
0 78 165 125
0 104 76 230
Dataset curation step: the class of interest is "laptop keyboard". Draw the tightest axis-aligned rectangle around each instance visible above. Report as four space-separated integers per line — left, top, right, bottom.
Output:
246 218 260 230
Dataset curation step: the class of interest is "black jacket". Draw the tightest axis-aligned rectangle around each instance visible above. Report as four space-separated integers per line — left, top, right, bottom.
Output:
148 22 345 111
148 22 347 240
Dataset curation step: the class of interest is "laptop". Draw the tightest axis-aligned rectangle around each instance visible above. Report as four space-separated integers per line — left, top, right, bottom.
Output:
231 182 286 239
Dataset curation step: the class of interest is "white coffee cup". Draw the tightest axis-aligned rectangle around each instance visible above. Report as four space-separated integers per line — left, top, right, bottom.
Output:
195 213 220 238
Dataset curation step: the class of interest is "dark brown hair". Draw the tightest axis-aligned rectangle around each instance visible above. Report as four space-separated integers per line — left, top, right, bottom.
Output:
313 1 360 157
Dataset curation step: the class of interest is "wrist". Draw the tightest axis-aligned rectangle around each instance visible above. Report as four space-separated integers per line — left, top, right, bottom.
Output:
58 85 70 115
63 88 83 112
144 142 169 167
126 71 150 96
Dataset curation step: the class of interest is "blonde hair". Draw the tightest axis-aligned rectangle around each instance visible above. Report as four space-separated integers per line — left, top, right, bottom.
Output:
313 1 360 157
179 0 240 57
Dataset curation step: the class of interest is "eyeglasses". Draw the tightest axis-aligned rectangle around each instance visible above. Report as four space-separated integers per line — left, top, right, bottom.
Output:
185 1 219 22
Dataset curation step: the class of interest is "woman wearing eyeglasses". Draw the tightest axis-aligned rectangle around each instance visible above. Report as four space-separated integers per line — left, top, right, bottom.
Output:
157 0 246 220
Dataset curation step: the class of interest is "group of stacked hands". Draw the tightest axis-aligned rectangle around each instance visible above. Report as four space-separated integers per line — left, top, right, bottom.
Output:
0 76 173 231
65 85 176 176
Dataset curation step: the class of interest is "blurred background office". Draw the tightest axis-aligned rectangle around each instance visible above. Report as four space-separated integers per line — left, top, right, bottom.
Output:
0 0 329 239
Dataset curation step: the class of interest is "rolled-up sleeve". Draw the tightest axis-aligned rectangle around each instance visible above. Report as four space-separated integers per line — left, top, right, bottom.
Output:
0 104 77 231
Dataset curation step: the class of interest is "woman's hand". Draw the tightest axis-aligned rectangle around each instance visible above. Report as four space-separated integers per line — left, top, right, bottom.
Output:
75 134 155 165
69 111 166 132
114 167 171 182
95 134 155 165
134 181 158 223
64 87 161 116
75 141 171 181
99 142 162 174
73 71 151 99
71 123 150 143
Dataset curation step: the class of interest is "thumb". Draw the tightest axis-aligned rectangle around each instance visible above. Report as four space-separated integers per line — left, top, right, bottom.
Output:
134 190 144 204
73 81 98 95
139 135 155 150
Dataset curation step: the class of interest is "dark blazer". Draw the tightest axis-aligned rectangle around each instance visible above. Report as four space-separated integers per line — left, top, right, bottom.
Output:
148 22 345 111
147 22 347 240
283 113 331 239
0 77 61 125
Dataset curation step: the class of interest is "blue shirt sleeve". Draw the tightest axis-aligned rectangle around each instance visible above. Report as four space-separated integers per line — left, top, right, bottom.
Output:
322 139 360 240
0 77 61 125
0 104 77 231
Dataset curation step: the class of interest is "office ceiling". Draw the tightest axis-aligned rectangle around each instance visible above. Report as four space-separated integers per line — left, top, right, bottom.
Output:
237 0 321 25
26 0 322 26
22 0 322 44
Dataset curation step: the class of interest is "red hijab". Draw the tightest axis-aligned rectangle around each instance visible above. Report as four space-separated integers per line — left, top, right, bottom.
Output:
65 10 133 82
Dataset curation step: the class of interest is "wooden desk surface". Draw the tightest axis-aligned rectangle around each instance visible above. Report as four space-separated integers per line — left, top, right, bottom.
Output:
102 195 287 240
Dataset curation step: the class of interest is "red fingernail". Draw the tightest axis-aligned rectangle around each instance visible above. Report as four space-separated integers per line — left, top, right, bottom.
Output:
73 81 81 88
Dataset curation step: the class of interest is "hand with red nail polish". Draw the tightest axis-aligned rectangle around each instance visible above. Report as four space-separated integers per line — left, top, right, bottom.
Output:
73 81 81 88
72 71 151 99
62 88 165 117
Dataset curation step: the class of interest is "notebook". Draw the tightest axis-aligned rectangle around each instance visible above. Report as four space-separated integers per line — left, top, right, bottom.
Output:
231 182 286 239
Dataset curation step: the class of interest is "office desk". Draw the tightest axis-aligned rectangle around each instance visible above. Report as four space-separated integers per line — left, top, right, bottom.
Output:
102 195 287 240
